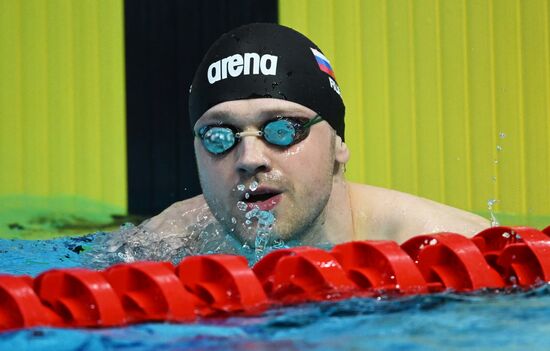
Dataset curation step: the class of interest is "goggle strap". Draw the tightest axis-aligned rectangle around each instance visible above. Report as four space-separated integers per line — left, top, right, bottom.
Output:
302 114 324 129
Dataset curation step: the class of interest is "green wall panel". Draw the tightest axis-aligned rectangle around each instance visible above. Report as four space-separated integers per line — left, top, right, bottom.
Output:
0 1 126 215
279 0 550 225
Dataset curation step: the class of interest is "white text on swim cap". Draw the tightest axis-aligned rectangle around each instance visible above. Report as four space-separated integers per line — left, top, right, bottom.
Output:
328 77 341 96
207 53 278 84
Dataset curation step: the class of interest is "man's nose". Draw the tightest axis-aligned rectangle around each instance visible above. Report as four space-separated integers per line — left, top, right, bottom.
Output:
234 135 271 176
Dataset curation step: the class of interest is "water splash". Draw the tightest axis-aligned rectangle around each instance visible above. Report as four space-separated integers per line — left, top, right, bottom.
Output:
488 132 505 227
254 210 277 262
242 207 280 262
487 199 500 227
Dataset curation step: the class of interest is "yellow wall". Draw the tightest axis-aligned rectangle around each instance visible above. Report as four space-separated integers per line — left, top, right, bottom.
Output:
280 0 550 225
1 0 548 228
0 0 126 211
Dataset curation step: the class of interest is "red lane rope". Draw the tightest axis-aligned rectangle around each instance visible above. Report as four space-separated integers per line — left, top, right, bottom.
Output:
1 225 550 331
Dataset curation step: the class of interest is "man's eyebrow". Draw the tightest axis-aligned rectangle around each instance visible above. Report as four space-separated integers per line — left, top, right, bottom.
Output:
200 111 234 124
268 108 311 116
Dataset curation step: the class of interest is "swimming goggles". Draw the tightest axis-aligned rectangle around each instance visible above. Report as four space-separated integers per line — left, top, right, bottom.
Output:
195 115 324 155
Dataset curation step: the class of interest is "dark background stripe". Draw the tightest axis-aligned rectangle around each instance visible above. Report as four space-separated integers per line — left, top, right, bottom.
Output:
125 0 278 215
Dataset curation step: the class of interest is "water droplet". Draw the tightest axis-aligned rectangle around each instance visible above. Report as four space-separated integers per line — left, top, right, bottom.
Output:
245 208 259 219
237 184 246 192
492 176 497 182
245 192 250 199
502 232 511 238
429 238 438 245
494 160 499 164
245 219 252 225
272 239 286 249
496 145 503 151
257 211 275 226
237 201 247 211
231 217 237 224
487 199 500 227
249 181 259 191
499 132 506 139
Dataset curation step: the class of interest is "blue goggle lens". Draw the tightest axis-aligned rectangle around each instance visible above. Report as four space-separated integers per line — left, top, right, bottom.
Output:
202 127 236 154
263 119 296 146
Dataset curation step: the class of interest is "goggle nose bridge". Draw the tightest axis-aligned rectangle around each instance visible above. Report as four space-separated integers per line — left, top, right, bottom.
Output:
235 130 264 139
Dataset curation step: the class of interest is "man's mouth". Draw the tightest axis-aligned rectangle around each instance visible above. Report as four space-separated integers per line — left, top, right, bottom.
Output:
241 188 283 211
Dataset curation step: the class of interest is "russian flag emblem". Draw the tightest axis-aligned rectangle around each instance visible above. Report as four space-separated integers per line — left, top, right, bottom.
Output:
310 48 336 79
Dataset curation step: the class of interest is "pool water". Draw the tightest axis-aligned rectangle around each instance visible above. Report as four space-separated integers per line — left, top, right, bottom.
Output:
2 287 550 350
1 235 550 350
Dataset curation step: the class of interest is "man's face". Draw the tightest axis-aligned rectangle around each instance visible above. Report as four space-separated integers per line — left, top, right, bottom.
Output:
194 98 338 245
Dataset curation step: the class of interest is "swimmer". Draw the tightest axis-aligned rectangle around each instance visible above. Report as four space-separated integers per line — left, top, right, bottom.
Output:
110 23 488 260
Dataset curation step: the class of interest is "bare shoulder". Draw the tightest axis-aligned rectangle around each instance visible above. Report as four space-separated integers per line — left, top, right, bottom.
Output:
142 194 216 234
100 194 225 262
347 182 490 243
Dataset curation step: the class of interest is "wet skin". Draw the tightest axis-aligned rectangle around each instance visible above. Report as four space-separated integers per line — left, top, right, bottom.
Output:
193 98 352 246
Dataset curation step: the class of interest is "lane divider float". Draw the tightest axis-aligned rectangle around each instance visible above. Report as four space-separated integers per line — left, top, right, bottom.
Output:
1 225 550 331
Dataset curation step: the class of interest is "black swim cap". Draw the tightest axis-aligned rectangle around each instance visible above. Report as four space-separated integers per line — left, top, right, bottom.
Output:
189 23 345 140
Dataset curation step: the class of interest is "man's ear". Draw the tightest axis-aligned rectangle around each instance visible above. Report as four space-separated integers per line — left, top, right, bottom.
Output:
334 135 350 163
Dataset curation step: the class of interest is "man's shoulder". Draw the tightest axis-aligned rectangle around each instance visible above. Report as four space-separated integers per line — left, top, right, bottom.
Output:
143 194 213 233
347 182 490 242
